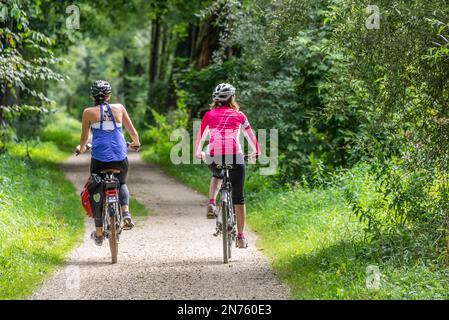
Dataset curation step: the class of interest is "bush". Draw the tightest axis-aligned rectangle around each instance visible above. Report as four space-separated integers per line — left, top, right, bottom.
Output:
336 160 449 264
40 111 81 151
141 90 189 164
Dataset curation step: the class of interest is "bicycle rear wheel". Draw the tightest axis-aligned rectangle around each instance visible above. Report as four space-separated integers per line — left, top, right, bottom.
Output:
228 231 232 260
108 203 120 264
109 215 118 264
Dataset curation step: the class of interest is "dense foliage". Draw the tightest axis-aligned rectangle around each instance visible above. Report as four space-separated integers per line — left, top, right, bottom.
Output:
182 0 449 264
0 0 67 150
4 0 449 298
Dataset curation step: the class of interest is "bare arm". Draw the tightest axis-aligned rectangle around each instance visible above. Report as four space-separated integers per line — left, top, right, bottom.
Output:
241 113 260 157
78 109 91 153
121 105 140 146
244 127 260 155
195 113 209 159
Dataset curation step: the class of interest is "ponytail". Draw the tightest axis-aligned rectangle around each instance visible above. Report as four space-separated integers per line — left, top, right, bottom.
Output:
209 96 240 111
94 94 109 106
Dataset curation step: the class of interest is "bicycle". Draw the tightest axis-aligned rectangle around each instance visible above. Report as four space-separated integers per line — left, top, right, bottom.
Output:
101 167 123 264
212 155 252 264
213 163 236 264
77 142 139 264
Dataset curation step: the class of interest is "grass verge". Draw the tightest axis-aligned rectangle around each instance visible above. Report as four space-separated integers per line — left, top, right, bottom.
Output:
0 114 149 299
0 141 84 299
129 198 150 217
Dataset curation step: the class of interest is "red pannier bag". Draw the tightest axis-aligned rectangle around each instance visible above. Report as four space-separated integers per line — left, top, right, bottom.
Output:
80 174 103 218
81 177 94 217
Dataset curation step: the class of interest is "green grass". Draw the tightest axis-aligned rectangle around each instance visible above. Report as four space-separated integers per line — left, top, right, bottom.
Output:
0 143 84 299
141 150 449 299
129 198 150 217
40 111 81 152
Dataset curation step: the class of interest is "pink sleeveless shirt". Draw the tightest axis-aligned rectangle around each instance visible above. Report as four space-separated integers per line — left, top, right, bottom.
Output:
195 106 259 156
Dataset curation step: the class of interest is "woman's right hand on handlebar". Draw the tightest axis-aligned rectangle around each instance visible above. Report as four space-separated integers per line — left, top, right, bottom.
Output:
75 144 92 156
128 141 141 152
195 151 206 161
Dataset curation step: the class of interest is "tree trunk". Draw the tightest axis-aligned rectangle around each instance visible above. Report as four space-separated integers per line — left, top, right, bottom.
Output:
175 25 191 59
146 16 162 122
189 24 198 63
149 16 162 84
164 31 181 109
121 55 131 106
193 14 220 69
159 22 171 82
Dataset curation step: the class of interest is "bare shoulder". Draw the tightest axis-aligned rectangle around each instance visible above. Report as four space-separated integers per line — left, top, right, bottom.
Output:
83 106 97 117
110 103 125 110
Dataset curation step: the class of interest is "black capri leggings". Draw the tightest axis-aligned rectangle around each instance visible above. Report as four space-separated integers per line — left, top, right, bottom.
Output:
90 157 128 185
207 154 246 205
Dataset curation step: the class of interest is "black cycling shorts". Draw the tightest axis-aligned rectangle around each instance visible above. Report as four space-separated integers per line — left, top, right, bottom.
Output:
207 154 246 205
90 157 128 185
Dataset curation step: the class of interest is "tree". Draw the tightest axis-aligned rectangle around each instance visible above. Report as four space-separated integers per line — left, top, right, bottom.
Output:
0 0 63 150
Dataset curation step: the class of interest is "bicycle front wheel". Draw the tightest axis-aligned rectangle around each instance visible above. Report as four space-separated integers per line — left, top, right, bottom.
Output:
228 227 232 260
222 202 230 264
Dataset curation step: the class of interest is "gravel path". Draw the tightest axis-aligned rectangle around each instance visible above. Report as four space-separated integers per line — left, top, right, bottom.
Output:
31 153 289 300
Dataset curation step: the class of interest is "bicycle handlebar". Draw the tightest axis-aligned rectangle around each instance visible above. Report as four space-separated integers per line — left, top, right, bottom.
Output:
75 142 140 156
244 154 259 161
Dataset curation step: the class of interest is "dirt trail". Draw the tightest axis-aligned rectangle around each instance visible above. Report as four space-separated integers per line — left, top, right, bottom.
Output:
31 153 289 300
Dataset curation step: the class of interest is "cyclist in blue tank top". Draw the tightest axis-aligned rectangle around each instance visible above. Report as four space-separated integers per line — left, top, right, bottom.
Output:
76 80 141 246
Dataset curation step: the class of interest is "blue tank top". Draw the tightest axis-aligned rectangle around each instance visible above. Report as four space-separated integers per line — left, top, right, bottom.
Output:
91 103 127 162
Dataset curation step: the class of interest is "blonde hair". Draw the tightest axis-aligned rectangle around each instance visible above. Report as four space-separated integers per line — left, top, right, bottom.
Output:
210 95 240 111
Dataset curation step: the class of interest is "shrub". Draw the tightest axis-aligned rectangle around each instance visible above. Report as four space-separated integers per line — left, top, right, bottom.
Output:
40 111 81 151
141 90 189 164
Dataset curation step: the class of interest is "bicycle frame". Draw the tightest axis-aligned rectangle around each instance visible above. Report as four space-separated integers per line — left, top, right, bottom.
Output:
221 168 236 228
102 173 122 231
215 165 237 263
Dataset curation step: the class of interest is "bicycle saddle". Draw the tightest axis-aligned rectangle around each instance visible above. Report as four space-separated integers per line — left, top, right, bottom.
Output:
100 169 121 174
216 164 234 170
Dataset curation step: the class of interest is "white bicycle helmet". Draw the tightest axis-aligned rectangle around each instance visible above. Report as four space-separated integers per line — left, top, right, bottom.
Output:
213 83 236 102
91 80 112 97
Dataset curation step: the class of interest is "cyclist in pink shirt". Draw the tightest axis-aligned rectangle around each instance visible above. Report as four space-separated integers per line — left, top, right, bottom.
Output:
195 84 260 249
